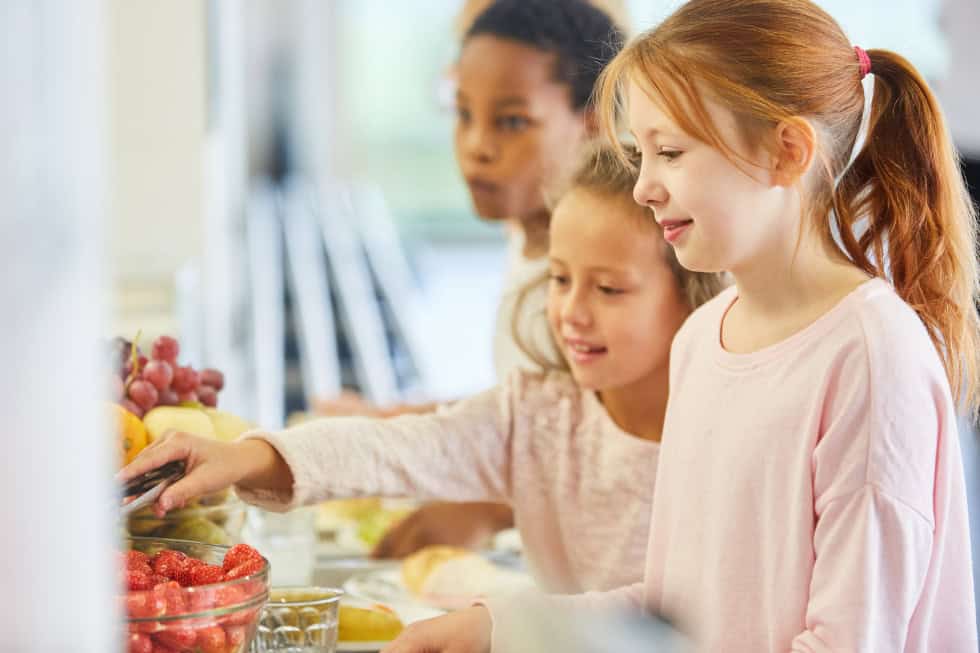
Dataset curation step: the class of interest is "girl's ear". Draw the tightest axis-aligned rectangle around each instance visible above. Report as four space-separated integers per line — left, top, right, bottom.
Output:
771 117 817 187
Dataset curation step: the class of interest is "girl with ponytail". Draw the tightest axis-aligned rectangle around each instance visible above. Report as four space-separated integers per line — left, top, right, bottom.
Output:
379 1 980 652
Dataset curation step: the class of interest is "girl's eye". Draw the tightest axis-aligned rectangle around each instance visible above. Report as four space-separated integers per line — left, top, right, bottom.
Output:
549 274 569 286
657 148 682 161
497 115 531 131
598 285 624 296
456 107 472 123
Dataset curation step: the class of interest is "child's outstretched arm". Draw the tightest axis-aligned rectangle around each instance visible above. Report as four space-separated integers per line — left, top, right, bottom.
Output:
235 383 515 512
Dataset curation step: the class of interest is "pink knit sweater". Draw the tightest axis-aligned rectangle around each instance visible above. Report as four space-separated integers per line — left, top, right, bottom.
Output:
237 370 660 593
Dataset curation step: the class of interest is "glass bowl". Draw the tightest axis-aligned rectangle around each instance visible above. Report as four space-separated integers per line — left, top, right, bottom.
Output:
253 586 343 652
127 491 246 546
123 536 270 653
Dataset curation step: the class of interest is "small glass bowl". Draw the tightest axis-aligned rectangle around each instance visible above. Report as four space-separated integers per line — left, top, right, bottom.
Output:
252 586 344 652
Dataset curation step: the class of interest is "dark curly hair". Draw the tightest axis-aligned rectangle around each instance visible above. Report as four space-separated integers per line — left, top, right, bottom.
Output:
465 0 625 111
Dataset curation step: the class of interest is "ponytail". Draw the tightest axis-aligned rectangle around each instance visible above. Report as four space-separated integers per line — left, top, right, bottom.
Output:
832 49 980 409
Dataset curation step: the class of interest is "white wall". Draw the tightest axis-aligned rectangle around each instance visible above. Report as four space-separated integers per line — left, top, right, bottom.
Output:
1 2 118 650
936 0 980 156
108 0 207 283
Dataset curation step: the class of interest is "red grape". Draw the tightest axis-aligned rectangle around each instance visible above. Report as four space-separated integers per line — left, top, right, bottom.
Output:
172 366 200 393
157 388 179 406
177 390 198 404
128 380 158 411
119 399 144 418
197 385 217 407
152 336 180 363
142 360 174 391
136 355 148 373
200 369 224 391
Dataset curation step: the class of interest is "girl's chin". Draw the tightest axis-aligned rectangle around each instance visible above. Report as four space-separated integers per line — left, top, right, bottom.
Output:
568 370 603 391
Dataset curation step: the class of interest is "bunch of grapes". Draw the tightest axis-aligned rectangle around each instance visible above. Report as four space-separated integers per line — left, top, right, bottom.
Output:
110 335 225 418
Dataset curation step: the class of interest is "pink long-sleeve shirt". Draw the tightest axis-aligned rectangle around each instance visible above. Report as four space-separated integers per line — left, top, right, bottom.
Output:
488 278 977 652
237 370 659 593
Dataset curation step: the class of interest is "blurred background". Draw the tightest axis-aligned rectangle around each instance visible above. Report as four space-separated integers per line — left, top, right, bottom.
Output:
2 1 978 650
99 0 980 423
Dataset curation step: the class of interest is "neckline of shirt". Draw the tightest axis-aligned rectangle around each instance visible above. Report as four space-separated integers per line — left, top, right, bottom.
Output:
710 277 889 372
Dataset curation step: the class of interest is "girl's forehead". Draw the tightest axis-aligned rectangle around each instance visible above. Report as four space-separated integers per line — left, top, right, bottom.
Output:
552 191 660 253
458 36 562 92
626 78 685 136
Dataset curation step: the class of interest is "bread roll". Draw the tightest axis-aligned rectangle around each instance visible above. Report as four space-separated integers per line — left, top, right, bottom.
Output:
401 545 470 595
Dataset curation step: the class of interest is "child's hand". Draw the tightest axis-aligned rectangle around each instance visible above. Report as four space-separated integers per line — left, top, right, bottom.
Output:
381 606 492 653
117 432 289 517
313 391 388 417
372 502 514 559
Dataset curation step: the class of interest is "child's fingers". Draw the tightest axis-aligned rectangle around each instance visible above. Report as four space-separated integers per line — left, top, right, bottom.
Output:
115 430 185 482
155 472 206 516
371 527 406 559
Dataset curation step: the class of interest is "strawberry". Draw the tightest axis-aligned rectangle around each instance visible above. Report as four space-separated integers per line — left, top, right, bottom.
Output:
223 625 247 650
124 592 167 620
151 550 189 580
125 568 154 592
214 585 245 609
126 632 152 653
223 558 263 581
214 586 249 626
174 558 206 587
153 628 196 651
195 626 227 653
153 580 186 616
221 544 261 573
187 587 217 613
149 640 179 653
190 564 226 587
125 550 151 570
150 574 171 587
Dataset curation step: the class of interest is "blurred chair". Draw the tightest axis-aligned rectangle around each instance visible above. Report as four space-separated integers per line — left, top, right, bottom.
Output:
283 178 343 404
245 182 287 429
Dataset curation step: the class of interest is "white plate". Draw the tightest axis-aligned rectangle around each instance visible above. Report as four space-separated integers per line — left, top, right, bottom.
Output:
337 600 444 652
343 567 412 605
343 557 532 612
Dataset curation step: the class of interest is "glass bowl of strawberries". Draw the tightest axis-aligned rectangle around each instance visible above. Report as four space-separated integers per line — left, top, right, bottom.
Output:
122 536 270 653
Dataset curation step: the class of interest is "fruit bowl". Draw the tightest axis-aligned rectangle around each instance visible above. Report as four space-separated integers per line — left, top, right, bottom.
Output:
123 537 270 653
127 492 247 546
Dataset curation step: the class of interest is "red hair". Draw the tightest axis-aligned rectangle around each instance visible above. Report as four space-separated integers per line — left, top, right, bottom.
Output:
597 0 980 409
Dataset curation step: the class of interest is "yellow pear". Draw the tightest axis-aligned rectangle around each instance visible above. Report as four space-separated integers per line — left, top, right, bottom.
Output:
142 406 215 443
203 408 253 442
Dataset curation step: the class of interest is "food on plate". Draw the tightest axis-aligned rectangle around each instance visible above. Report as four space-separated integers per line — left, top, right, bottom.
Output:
338 604 404 642
316 498 415 549
400 546 469 595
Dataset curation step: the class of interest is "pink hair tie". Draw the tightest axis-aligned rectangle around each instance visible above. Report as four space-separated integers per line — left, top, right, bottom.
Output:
854 46 872 79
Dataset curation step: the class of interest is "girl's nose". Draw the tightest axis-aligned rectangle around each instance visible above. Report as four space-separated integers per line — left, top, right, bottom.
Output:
633 163 668 210
464 125 496 163
561 289 592 328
